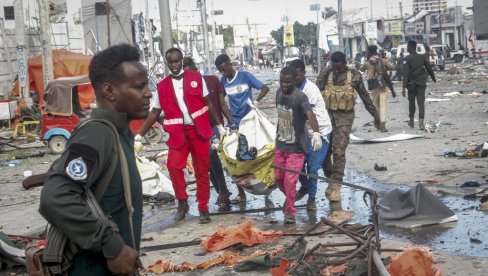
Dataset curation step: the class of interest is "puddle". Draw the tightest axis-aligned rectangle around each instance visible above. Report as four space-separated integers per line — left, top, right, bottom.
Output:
142 168 488 258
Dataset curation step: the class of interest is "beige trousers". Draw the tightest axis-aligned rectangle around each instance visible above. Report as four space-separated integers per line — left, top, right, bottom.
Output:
370 86 388 123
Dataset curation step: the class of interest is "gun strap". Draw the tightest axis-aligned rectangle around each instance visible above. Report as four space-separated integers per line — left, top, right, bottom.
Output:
92 119 136 248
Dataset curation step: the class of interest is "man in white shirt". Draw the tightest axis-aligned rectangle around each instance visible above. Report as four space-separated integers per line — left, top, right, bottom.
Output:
289 59 332 210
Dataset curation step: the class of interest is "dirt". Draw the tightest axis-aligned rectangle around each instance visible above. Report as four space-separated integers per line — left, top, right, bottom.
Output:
1 62 487 275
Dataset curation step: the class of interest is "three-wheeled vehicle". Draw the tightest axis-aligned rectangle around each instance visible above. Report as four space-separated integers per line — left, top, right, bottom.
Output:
42 75 165 154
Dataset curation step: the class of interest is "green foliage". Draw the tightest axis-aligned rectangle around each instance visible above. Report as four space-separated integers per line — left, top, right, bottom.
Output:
270 21 318 47
322 7 337 19
218 25 234 48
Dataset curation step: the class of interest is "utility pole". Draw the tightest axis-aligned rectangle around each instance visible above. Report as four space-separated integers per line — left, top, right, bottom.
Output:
106 0 111 47
0 19 14 85
14 0 29 100
338 0 344 52
199 0 211 73
158 0 173 75
316 1 321 74
370 0 373 19
38 0 53 87
400 2 404 42
210 0 217 62
438 0 442 44
146 0 155 68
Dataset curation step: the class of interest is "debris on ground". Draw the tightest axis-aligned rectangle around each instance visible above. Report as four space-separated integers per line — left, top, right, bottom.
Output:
461 181 480 188
425 122 441 133
379 184 457 228
387 247 442 276
350 133 424 143
200 220 283 252
443 142 488 158
374 164 388 171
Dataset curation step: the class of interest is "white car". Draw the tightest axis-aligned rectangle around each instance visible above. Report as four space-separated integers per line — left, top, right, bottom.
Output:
430 44 465 63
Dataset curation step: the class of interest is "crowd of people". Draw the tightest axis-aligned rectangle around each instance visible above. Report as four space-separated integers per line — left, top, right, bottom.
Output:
37 40 436 274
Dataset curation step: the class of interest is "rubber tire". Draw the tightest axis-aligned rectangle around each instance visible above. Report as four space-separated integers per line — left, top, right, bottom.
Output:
144 126 165 144
454 55 463 63
48 136 68 154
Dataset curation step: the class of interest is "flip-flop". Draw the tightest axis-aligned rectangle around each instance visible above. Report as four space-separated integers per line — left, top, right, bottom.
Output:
230 196 246 204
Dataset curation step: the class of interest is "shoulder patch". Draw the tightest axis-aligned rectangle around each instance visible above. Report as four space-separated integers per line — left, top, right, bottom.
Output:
66 157 88 181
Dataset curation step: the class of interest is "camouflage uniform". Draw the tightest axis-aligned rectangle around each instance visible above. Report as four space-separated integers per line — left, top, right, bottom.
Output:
316 68 378 201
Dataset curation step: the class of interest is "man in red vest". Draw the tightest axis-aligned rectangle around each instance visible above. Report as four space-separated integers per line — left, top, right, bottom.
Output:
137 48 225 224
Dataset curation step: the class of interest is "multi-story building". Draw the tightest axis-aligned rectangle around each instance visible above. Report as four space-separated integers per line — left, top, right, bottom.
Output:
413 0 447 13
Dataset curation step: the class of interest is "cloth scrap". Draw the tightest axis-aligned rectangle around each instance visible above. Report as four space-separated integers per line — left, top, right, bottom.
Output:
200 220 283 252
387 247 442 276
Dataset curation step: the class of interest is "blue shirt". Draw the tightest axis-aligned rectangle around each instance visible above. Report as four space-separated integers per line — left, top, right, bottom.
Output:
220 70 264 125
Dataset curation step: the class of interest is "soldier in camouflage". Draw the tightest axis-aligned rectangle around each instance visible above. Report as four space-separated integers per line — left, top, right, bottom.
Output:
316 51 380 202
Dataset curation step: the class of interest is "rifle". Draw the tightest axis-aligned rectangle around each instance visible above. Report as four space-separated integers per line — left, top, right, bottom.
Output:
22 169 53 190
363 37 396 97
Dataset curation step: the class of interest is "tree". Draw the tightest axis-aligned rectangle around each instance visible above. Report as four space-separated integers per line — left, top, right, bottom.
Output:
322 7 337 20
218 25 234 48
270 21 317 47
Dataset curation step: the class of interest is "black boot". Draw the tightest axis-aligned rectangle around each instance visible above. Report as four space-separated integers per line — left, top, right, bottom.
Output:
199 211 211 224
174 200 189 221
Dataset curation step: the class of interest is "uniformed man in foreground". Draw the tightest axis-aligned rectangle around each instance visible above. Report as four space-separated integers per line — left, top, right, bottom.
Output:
39 44 151 275
317 51 380 202
402 40 436 130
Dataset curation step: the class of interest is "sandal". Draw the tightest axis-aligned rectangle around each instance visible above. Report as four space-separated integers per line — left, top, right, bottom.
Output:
230 195 246 204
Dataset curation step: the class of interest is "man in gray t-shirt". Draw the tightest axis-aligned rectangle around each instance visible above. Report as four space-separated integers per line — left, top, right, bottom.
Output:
274 67 322 224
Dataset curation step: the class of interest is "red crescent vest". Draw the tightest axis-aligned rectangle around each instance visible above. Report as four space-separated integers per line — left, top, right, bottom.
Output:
157 71 213 149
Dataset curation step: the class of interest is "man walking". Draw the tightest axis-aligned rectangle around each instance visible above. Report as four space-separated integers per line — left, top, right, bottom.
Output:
288 59 332 210
183 57 234 211
360 45 395 132
214 53 270 204
137 48 225 223
317 51 380 202
402 40 436 130
39 44 151 275
274 66 322 224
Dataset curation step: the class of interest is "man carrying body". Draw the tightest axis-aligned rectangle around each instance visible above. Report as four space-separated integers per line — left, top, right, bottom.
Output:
360 45 395 132
39 44 151 275
214 53 270 204
317 51 380 202
402 40 436 130
183 57 234 211
274 66 322 224
137 48 225 223
288 59 332 210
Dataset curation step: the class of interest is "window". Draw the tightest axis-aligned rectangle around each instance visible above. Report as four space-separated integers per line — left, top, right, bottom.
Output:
95 2 108 16
4 6 14 20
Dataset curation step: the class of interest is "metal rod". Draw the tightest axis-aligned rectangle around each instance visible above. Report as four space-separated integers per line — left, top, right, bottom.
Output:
327 234 374 265
372 250 391 276
209 204 307 215
321 217 365 244
272 165 377 194
320 242 361 247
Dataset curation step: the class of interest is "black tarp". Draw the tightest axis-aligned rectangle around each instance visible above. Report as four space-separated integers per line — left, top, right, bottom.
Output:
378 183 457 228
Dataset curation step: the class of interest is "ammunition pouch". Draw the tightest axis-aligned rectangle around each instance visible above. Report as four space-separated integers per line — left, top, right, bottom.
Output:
323 71 356 111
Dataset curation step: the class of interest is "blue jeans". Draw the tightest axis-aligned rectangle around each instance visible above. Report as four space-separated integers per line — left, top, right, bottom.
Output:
298 135 330 199
210 126 228 194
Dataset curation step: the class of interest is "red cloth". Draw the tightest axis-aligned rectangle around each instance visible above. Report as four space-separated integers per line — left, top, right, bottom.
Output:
203 75 225 126
167 125 210 212
158 71 213 149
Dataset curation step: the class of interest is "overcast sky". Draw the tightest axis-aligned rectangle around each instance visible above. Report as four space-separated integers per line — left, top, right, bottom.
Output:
133 0 473 36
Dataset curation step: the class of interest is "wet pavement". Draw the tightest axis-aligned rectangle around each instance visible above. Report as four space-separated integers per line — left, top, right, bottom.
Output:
141 167 488 258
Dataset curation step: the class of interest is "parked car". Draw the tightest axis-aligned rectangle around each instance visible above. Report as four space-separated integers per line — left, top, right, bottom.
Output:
430 44 464 63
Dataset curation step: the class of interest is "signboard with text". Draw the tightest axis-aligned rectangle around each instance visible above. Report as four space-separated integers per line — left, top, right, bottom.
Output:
365 22 377 39
405 22 424 35
283 24 295 46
